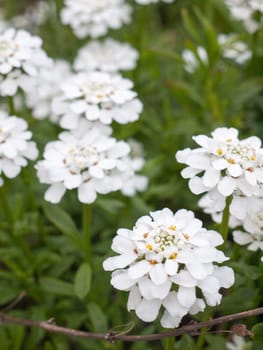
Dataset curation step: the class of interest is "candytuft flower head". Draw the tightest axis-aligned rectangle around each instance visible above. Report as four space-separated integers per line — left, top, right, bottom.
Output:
176 127 263 198
103 208 234 328
0 28 51 96
0 110 38 185
52 71 143 128
60 0 132 39
74 38 139 73
36 120 146 204
25 59 72 121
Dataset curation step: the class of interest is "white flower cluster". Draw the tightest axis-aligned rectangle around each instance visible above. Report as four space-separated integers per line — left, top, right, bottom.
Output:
52 71 143 128
0 28 52 96
176 127 263 198
35 120 147 204
103 208 234 327
182 33 251 73
60 0 132 38
176 127 263 260
74 38 139 73
25 59 72 121
0 110 38 185
225 0 263 33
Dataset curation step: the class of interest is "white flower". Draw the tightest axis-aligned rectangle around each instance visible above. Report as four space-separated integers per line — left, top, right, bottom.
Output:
36 120 146 204
225 0 263 33
135 0 174 4
52 71 143 128
74 38 138 73
176 127 263 198
60 0 132 39
182 47 208 73
218 34 252 64
182 35 251 73
10 1 51 31
103 208 234 328
25 59 72 121
120 139 148 196
226 335 248 350
0 28 52 96
0 110 38 185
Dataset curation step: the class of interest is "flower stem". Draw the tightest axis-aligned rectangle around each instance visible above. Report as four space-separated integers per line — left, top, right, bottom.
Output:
7 96 15 115
0 185 13 224
220 195 232 244
163 336 175 350
82 204 91 262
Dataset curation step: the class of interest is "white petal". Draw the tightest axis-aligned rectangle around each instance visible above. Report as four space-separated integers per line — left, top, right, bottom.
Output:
135 299 161 322
161 311 182 328
45 184 66 203
177 286 196 308
128 260 151 279
162 291 188 317
171 269 197 287
187 262 209 279
164 259 178 276
189 177 208 194
228 164 243 177
103 253 137 270
111 271 136 291
218 177 236 196
127 286 141 311
198 276 220 294
149 264 167 285
203 167 220 187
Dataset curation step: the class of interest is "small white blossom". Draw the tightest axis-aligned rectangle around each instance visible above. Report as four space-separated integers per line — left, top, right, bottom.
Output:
52 71 143 128
182 34 251 73
176 127 263 198
225 0 263 33
226 335 248 350
74 38 138 73
0 28 52 96
25 59 72 121
120 139 148 196
60 0 132 39
103 208 234 328
0 110 38 185
36 120 145 204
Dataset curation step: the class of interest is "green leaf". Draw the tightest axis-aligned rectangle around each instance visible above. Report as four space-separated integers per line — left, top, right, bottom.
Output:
252 323 263 343
42 202 81 245
0 285 21 305
74 263 92 300
39 277 74 296
96 198 125 215
87 302 108 332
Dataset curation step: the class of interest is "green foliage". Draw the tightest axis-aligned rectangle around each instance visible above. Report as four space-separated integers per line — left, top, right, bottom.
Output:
0 0 262 349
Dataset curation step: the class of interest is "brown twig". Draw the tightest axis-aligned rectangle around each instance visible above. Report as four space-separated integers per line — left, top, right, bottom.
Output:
0 307 261 342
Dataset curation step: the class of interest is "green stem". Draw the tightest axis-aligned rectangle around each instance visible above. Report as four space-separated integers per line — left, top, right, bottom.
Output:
163 336 175 350
82 204 91 262
220 195 232 244
7 96 15 115
0 185 13 224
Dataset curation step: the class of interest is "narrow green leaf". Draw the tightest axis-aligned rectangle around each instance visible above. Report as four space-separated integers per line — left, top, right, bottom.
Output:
42 202 80 245
74 263 92 300
87 302 108 332
39 277 74 296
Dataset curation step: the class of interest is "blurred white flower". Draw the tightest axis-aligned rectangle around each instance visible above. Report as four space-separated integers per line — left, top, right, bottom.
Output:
225 0 263 33
182 34 251 73
36 120 146 204
0 110 38 185
103 208 234 328
52 71 143 128
226 335 248 350
25 59 72 121
60 0 132 38
74 38 139 73
176 127 263 198
10 1 51 31
0 28 52 96
182 47 208 73
218 34 252 64
120 139 148 196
